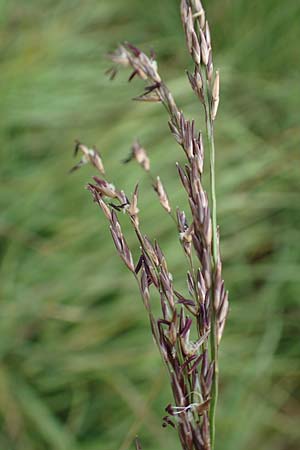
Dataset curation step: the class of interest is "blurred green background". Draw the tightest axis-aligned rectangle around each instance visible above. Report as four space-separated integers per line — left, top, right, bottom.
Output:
1 0 299 449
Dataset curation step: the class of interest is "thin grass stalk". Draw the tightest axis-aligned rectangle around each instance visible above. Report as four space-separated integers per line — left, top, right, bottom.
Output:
199 65 219 448
204 94 219 449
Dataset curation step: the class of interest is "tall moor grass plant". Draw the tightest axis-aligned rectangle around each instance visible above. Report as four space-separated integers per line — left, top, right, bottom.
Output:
73 1 229 449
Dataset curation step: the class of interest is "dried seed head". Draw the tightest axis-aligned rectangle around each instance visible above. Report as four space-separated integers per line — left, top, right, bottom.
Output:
141 263 150 310
154 240 164 265
211 70 220 120
123 247 135 273
218 291 229 324
204 213 212 246
205 20 211 49
205 362 215 392
175 291 197 316
201 413 210 447
143 236 159 267
195 70 203 91
187 70 204 104
70 141 105 174
176 162 191 194
127 184 140 218
169 320 177 346
179 225 193 244
169 121 183 145
187 70 196 89
154 177 172 213
148 57 161 83
92 189 112 221
218 292 229 343
159 271 175 309
137 82 162 102
132 141 150 171
110 226 123 253
112 42 161 83
142 252 159 287
199 29 209 66
183 119 195 159
187 271 195 297
179 231 193 258
207 59 214 82
109 218 135 273
133 91 161 103
213 257 223 310
92 177 118 199
180 0 189 24
196 268 206 303
180 329 192 356
108 45 130 68
196 398 210 415
93 151 105 174
194 152 204 176
192 1 205 30
192 31 201 65
177 209 188 232
182 331 209 357
186 7 195 53
202 249 212 289
193 0 204 19
212 70 220 99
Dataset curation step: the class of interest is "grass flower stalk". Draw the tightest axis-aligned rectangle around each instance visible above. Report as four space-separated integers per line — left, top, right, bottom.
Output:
73 2 228 449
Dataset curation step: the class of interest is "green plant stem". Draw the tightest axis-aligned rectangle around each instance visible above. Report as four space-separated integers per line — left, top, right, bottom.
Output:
203 76 219 450
207 127 219 450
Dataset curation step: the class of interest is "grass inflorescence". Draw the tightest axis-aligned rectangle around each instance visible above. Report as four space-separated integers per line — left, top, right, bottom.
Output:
75 2 228 448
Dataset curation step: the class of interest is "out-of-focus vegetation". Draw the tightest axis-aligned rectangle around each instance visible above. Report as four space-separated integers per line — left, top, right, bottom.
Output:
1 0 299 449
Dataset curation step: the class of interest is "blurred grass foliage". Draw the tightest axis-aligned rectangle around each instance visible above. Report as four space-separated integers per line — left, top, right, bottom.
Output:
0 0 299 449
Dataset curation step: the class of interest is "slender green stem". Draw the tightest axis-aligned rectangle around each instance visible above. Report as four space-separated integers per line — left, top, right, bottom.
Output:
206 123 218 267
207 125 219 450
203 74 219 450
